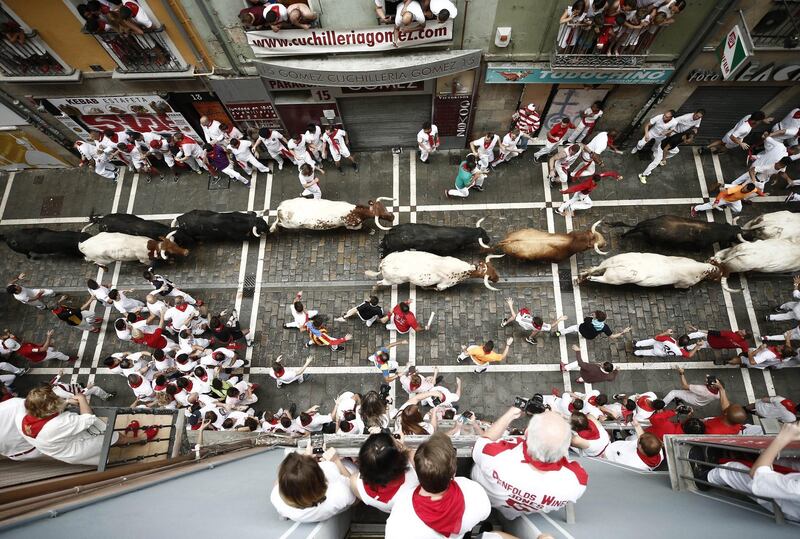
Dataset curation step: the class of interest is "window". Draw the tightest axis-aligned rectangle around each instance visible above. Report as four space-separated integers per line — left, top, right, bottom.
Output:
750 0 800 49
0 3 75 78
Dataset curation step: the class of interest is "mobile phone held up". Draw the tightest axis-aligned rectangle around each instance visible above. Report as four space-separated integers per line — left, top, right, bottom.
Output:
311 432 324 455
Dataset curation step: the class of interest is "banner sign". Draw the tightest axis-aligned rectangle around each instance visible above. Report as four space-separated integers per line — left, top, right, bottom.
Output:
71 113 200 140
247 21 452 57
45 95 173 116
433 94 473 138
341 82 424 94
486 64 673 85
717 25 752 81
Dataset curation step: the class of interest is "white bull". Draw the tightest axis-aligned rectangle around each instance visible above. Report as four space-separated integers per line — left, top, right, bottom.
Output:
577 253 727 289
740 211 800 242
365 251 504 291
269 197 394 232
78 232 188 268
712 239 800 273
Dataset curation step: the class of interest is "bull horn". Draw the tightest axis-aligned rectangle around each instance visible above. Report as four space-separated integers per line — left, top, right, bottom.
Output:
160 249 168 260
484 254 505 263
590 219 602 235
80 222 93 233
721 276 742 293
478 238 491 249
736 233 751 243
252 226 261 238
375 197 395 204
732 216 740 225
170 217 178 228
594 244 608 255
475 217 485 228
374 215 392 231
165 230 177 240
483 275 500 291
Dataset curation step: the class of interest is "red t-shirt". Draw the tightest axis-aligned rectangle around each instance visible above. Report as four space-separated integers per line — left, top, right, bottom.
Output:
646 410 683 441
707 330 749 352
547 123 574 142
133 327 168 350
392 304 420 333
17 343 46 363
703 416 742 435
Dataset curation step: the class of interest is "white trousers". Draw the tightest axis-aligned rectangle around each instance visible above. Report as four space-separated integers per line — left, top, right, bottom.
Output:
693 199 743 214
221 164 248 184
94 157 117 179
567 120 594 143
329 144 351 162
642 146 680 177
20 289 55 310
41 347 70 361
237 152 268 174
558 192 592 214
708 462 775 514
418 144 434 162
763 327 800 341
633 338 670 357
663 389 707 407
550 164 570 184
571 159 596 178
71 311 98 332
635 133 667 152
0 361 24 384
769 302 800 322
302 184 322 199
534 139 560 158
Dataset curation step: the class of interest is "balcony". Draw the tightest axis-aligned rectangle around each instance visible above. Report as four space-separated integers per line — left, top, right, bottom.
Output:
0 30 75 78
85 26 192 79
551 20 665 70
750 0 800 49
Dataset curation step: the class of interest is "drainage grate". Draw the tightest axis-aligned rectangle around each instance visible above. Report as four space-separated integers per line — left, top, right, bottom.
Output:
242 274 256 298
32 174 44 185
207 175 231 191
559 269 573 292
40 195 64 217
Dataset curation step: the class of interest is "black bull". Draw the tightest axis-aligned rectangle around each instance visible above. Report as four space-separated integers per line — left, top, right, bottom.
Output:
84 213 195 248
379 222 491 258
609 215 743 248
172 210 269 241
0 228 91 258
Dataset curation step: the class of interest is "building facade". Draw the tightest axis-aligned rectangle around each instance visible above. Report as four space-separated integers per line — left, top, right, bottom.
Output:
0 0 795 166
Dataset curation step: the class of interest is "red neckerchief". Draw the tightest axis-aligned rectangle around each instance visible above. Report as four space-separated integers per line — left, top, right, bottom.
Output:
363 472 406 502
154 383 168 392
268 4 282 17
428 132 435 147
767 346 781 358
274 367 285 378
329 130 340 152
411 481 465 537
588 396 597 406
199 374 208 382
109 133 118 143
483 138 491 149
176 303 189 312
410 381 420 391
654 335 676 344
578 420 600 440
637 396 654 412
637 449 662 468
184 380 193 392
707 385 719 395
568 403 575 413
780 399 797 414
21 413 59 439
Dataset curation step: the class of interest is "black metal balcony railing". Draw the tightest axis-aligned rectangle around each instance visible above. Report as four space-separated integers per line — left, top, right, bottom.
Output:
750 1 800 49
87 26 187 74
0 30 71 77
552 20 665 69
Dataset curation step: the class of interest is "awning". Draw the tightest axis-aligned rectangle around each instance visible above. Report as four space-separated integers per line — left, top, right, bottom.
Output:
251 49 482 87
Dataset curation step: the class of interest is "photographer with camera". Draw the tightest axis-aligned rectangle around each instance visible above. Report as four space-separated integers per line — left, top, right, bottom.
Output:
470 402 587 518
662 367 722 408
351 431 418 513
604 418 664 471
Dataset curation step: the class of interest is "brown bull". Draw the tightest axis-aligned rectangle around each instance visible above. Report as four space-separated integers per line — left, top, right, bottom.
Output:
496 220 607 263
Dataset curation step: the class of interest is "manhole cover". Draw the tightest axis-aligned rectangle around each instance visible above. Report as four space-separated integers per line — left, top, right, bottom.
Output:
32 175 44 185
559 269 573 292
208 175 231 191
242 274 256 298
40 195 64 217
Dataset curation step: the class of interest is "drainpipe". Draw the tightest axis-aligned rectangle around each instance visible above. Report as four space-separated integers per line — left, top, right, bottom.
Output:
161 0 217 72
193 0 245 76
619 0 739 143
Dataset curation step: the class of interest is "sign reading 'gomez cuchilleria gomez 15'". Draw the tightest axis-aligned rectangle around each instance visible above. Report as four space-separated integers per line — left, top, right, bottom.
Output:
247 21 453 57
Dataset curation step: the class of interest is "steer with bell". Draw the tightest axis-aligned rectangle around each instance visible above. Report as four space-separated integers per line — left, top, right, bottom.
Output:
366 252 504 291
78 232 189 269
172 210 269 241
270 197 394 232
496 220 607 262
379 217 491 258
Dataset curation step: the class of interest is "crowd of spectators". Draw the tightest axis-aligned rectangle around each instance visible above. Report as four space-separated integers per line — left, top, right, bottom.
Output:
78 0 154 35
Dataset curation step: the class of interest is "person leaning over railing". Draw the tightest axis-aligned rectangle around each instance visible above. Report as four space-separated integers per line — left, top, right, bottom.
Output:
350 431 418 513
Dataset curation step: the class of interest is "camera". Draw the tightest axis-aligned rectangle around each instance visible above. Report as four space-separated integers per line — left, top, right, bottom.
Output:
458 411 474 424
378 383 392 405
310 432 324 455
514 394 547 415
706 374 717 386
676 404 693 415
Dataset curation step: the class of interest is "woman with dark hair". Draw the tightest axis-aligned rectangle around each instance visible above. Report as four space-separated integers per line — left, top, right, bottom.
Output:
360 390 389 430
351 432 418 512
271 446 355 523
399 404 438 435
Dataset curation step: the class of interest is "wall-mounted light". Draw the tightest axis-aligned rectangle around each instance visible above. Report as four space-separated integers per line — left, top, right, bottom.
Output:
495 27 512 48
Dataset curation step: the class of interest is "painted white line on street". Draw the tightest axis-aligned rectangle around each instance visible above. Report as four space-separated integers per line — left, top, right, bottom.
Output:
539 513 577 539
563 206 590 393
541 161 571 392
388 151 400 415
408 151 417 367
244 169 273 379
125 172 139 214
234 172 259 314
694 148 755 402
0 172 15 220
409 150 417 214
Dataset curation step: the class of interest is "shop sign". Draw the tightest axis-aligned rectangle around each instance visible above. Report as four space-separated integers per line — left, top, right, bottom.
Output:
433 94 473 138
688 62 800 83
265 80 313 91
248 21 452 57
716 25 752 80
256 50 481 86
341 82 424 94
225 102 280 122
485 65 673 84
45 95 173 116
57 113 200 141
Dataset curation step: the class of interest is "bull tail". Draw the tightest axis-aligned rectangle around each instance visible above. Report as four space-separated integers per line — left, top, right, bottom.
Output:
82 208 101 233
365 269 381 278
721 276 742 293
269 217 279 234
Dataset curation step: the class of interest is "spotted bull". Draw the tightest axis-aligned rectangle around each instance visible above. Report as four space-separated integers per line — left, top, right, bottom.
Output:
378 218 491 258
78 232 189 268
366 252 504 291
269 197 394 232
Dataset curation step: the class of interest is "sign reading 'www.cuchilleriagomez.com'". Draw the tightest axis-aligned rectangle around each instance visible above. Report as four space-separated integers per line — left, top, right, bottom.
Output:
247 21 453 56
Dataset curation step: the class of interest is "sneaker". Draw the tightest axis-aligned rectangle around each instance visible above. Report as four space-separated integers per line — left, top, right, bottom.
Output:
638 174 647 184
300 374 311 383
366 318 375 327
332 345 344 352
765 314 773 322
630 147 638 154
283 323 292 329
353 162 359 172
773 305 786 313
105 392 116 400
473 185 484 192
659 159 667 167
550 180 560 189
697 147 708 155
276 381 284 389
612 393 626 401
456 354 466 363
525 336 537 345
334 317 345 322
500 319 509 328
690 207 698 217
305 340 312 348
553 331 562 337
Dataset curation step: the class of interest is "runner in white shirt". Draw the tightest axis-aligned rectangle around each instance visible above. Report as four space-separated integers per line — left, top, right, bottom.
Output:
227 138 268 174
268 355 312 387
0 335 20 358
395 0 425 29
146 137 177 176
470 132 500 172
417 122 439 163
199 117 224 144
322 125 359 173
6 274 54 310
0 398 40 461
219 123 244 145
662 368 721 407
491 129 526 167
547 143 583 186
173 133 208 173
428 0 457 21
255 127 294 170
570 412 611 457
603 421 664 471
75 140 117 179
108 288 146 315
729 157 789 190
356 466 419 513
398 367 436 395
571 130 620 179
631 110 677 154
304 124 323 162
673 109 704 134
751 396 797 423
120 0 153 29
298 163 323 200
288 134 316 168
151 349 175 373
283 291 318 329
271 450 356 523
567 101 603 143
704 111 771 154
163 300 198 332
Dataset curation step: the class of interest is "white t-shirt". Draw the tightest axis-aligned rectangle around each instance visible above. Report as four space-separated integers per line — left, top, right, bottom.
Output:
270 460 355 523
586 131 609 155
0 337 21 356
751 466 800 522
755 397 797 423
500 132 520 153
129 377 154 399
322 129 348 152
386 477 491 538
633 392 658 422
725 115 753 143
604 439 664 471
259 131 287 153
581 107 603 126
164 304 197 330
202 120 223 144
647 114 678 138
13 287 41 304
673 112 702 133
88 284 111 304
470 437 587 518
228 140 255 160
287 137 309 158
0 398 39 459
472 135 499 158
399 373 434 395
20 412 110 466
395 0 425 26
417 125 439 147
356 468 419 513
430 0 457 18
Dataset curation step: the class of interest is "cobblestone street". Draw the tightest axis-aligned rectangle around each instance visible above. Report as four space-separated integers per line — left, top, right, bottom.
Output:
1 145 798 423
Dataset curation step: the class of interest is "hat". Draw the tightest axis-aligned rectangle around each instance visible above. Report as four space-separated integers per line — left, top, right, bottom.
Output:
781 398 797 414
149 139 161 149
526 104 537 113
